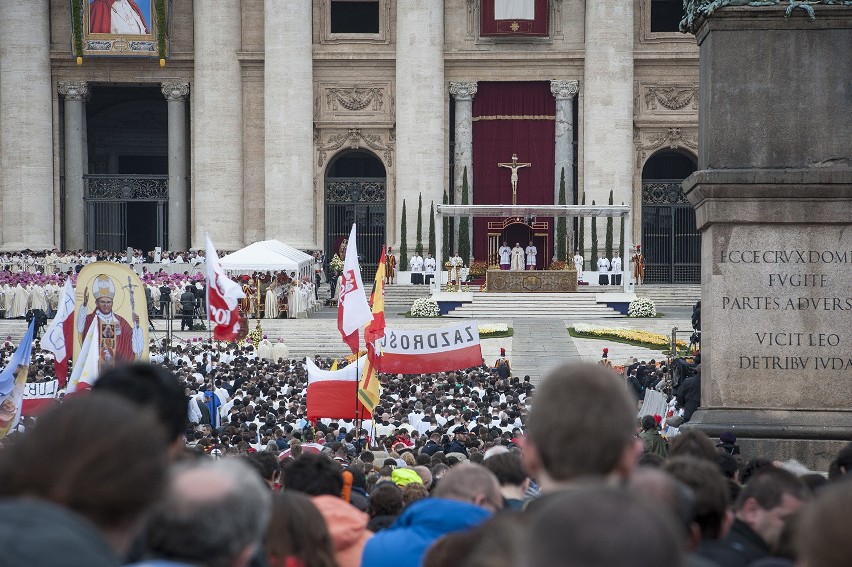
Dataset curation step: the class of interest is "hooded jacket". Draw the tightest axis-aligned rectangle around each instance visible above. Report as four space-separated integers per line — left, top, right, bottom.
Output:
0 499 121 567
312 495 373 567
361 497 492 567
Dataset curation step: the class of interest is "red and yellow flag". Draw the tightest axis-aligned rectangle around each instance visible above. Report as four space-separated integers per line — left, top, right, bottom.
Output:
359 248 386 412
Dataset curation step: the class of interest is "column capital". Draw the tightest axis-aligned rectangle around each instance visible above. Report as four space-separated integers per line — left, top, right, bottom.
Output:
58 81 89 101
550 79 579 100
449 81 478 101
161 81 190 101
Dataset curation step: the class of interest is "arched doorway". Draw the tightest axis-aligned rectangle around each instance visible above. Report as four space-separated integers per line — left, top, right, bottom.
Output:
641 150 700 283
325 150 387 280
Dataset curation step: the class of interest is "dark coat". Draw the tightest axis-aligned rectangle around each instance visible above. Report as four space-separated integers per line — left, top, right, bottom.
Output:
721 519 771 566
0 499 121 567
680 374 702 422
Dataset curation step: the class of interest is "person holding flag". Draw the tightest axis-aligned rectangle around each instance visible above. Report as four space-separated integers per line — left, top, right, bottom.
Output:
337 223 373 354
359 247 386 415
205 234 246 341
0 320 36 437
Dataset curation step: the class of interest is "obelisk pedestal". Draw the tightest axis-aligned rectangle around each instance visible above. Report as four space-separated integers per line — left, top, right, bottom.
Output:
682 6 852 470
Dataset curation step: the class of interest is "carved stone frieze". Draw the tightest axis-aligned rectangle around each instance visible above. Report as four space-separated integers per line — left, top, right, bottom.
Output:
634 127 699 168
644 85 698 111
326 87 385 112
316 128 395 169
316 82 395 124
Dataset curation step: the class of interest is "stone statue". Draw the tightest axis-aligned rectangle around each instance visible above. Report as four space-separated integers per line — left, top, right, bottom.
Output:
681 0 849 35
498 154 532 206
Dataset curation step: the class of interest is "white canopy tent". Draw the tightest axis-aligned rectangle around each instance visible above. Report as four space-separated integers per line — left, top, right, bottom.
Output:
219 240 315 279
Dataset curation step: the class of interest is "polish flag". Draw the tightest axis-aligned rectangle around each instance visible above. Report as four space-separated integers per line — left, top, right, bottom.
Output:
41 279 75 387
205 234 246 341
337 224 373 354
66 322 100 394
22 379 59 417
306 356 372 421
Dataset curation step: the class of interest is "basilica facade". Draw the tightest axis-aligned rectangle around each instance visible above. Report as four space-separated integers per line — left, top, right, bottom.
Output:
0 0 701 282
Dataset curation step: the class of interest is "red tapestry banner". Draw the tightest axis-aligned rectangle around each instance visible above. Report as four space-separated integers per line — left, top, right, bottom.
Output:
471 81 555 266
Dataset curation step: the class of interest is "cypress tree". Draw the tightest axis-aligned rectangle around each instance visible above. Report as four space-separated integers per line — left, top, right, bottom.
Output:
556 168 567 262
619 202 626 260
590 200 598 265
415 192 424 256
428 201 436 256
578 193 585 270
605 190 614 260
400 199 408 268
458 167 471 263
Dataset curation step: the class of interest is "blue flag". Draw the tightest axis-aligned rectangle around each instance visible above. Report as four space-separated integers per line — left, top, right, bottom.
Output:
0 320 36 436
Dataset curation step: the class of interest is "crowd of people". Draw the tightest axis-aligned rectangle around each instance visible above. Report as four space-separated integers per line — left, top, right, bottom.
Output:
0 332 849 566
0 249 328 322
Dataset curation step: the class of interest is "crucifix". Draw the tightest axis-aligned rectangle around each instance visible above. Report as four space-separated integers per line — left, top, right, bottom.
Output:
498 153 532 205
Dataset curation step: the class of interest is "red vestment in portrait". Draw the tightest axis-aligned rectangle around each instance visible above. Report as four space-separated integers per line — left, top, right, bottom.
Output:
80 311 137 364
89 0 150 34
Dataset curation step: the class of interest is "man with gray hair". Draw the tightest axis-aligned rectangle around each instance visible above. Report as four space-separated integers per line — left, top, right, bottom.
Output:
130 458 271 567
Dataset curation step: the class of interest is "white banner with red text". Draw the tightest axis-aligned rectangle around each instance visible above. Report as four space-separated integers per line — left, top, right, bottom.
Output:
22 379 59 417
375 321 483 374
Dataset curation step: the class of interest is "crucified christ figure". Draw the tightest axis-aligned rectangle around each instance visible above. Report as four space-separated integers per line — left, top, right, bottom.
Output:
498 154 532 205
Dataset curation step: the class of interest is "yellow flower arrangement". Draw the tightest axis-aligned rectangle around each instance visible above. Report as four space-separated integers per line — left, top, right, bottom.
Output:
571 324 686 348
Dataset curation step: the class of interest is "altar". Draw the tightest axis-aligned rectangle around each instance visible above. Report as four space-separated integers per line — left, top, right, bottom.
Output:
486 268 578 292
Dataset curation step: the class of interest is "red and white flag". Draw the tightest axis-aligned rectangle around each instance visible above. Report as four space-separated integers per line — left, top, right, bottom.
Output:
305 356 372 421
377 321 483 374
337 224 373 353
22 379 59 417
205 234 246 341
41 279 75 387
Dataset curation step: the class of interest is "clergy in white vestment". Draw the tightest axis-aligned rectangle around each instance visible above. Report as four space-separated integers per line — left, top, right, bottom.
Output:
525 241 538 270
264 282 279 319
597 255 611 286
11 284 30 318
573 252 584 281
510 243 525 271
449 253 464 284
611 254 623 286
498 242 512 270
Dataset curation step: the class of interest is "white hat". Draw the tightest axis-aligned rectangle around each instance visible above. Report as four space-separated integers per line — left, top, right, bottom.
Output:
93 275 115 299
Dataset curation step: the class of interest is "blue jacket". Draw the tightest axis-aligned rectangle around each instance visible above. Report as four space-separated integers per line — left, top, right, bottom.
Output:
361 498 492 567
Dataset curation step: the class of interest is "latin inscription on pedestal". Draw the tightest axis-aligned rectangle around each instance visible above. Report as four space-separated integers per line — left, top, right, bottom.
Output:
707 224 852 410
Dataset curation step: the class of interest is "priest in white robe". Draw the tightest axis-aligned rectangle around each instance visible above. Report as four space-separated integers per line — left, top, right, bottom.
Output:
510 243 525 271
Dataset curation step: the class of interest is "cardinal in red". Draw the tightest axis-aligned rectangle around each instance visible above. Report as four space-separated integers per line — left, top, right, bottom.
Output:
89 0 150 35
77 275 143 366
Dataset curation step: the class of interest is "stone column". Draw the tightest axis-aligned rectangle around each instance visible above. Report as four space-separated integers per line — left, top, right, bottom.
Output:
265 0 315 248
192 1 244 250
582 0 633 252
0 0 54 250
58 82 90 251
162 82 190 251
552 79 579 257
551 80 578 205
396 0 445 258
449 81 477 254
